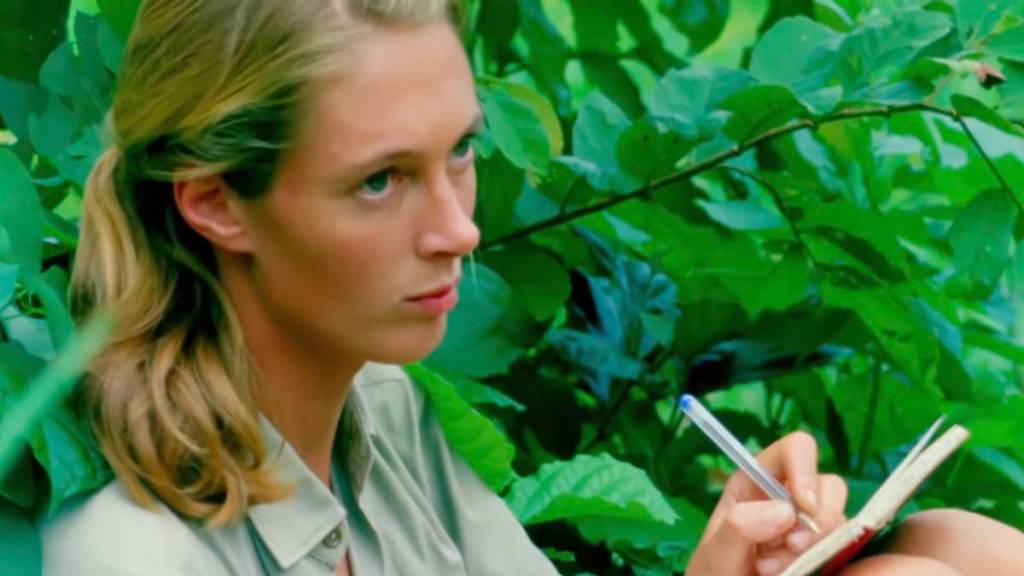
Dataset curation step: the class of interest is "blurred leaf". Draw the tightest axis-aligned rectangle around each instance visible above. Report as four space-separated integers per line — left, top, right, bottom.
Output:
0 501 40 576
988 24 1024 61
696 199 784 231
957 0 1018 46
658 0 729 53
0 0 69 83
720 85 809 143
567 91 643 192
405 364 516 491
0 149 43 277
505 453 679 525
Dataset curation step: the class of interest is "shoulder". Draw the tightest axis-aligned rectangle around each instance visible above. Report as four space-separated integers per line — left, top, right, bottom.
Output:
38 480 220 575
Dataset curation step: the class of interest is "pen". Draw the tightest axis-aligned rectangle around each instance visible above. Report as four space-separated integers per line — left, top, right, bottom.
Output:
679 394 821 534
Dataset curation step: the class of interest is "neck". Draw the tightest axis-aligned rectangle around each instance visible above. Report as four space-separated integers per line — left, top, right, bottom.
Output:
222 262 363 489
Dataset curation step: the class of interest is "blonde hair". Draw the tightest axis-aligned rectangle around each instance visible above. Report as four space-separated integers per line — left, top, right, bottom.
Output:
71 0 458 527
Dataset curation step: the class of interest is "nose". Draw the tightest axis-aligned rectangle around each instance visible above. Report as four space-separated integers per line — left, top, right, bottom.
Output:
415 172 480 259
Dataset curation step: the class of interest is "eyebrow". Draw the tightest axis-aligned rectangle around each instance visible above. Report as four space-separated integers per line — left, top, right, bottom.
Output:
342 110 485 178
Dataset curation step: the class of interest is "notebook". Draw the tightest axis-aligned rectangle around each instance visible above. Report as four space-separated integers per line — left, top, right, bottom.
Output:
780 417 970 576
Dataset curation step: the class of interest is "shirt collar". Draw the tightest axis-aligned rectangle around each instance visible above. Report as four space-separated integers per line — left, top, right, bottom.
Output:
246 368 378 570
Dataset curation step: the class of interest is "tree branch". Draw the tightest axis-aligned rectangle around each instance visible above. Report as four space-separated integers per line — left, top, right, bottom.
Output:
482 102 959 250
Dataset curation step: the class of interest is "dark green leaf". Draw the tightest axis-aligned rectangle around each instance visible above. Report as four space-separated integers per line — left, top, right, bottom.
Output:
97 0 142 41
485 246 570 321
658 0 729 53
720 85 809 143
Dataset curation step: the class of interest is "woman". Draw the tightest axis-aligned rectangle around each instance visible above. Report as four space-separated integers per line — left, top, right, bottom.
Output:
39 0 1024 574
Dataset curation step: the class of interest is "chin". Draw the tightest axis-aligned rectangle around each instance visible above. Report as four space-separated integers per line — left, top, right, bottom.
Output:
366 316 449 365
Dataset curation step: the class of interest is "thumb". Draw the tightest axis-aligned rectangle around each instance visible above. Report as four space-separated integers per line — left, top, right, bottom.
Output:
692 501 797 576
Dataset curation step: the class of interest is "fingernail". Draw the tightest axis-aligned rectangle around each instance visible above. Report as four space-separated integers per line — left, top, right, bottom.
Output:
757 556 782 576
788 528 812 552
804 488 818 512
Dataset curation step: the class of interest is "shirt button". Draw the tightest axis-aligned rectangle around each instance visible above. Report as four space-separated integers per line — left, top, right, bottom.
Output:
322 527 344 549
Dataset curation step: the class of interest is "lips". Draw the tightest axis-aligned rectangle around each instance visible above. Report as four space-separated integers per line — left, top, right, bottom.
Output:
408 282 457 301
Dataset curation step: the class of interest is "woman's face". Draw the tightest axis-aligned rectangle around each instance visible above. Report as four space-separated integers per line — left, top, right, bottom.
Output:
237 20 481 365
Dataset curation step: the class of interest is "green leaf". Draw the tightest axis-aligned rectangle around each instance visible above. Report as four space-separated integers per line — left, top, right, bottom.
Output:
478 78 560 173
32 407 112 513
426 263 531 378
24 267 75 352
658 0 729 53
547 329 645 380
569 92 643 193
505 453 679 525
404 364 516 491
988 24 1024 61
476 151 525 242
0 262 17 309
0 501 41 576
750 16 843 113
824 286 940 386
0 311 115 487
97 0 141 41
485 246 571 321
696 199 784 231
720 85 809 143
946 188 1017 300
952 95 1022 135
617 117 697 182
576 497 707 553
0 0 69 83
957 0 1018 46
0 149 43 277
838 9 953 90
647 66 754 140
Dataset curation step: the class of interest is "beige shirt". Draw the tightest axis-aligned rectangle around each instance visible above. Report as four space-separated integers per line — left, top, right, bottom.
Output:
39 362 559 575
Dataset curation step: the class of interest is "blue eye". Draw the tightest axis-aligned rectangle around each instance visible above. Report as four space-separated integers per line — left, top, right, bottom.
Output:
451 135 475 160
360 170 392 196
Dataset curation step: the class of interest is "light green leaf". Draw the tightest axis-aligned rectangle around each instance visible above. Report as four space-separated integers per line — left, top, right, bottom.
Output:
505 453 678 525
647 66 754 140
696 199 784 231
570 92 643 193
478 79 559 173
988 24 1024 61
750 16 843 113
404 364 516 491
957 0 1018 45
0 149 43 276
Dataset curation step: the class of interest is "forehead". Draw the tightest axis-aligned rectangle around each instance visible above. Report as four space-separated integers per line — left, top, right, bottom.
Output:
293 20 479 171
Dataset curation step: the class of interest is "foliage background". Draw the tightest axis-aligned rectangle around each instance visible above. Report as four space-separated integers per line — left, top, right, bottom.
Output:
2 0 1024 574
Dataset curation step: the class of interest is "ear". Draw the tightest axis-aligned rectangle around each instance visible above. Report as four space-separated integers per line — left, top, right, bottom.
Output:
172 175 253 254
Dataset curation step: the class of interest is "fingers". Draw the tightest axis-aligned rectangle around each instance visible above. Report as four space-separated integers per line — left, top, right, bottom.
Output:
688 500 798 576
756 474 849 576
725 431 820 514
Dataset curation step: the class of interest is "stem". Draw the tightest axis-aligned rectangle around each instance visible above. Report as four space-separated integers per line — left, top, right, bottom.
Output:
856 355 883 476
956 115 1024 213
482 102 964 250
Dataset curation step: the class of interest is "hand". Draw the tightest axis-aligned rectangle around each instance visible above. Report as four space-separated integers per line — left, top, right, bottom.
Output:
686 431 848 576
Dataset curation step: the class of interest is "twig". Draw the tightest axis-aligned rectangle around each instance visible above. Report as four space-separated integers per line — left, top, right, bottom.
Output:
955 115 1024 213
